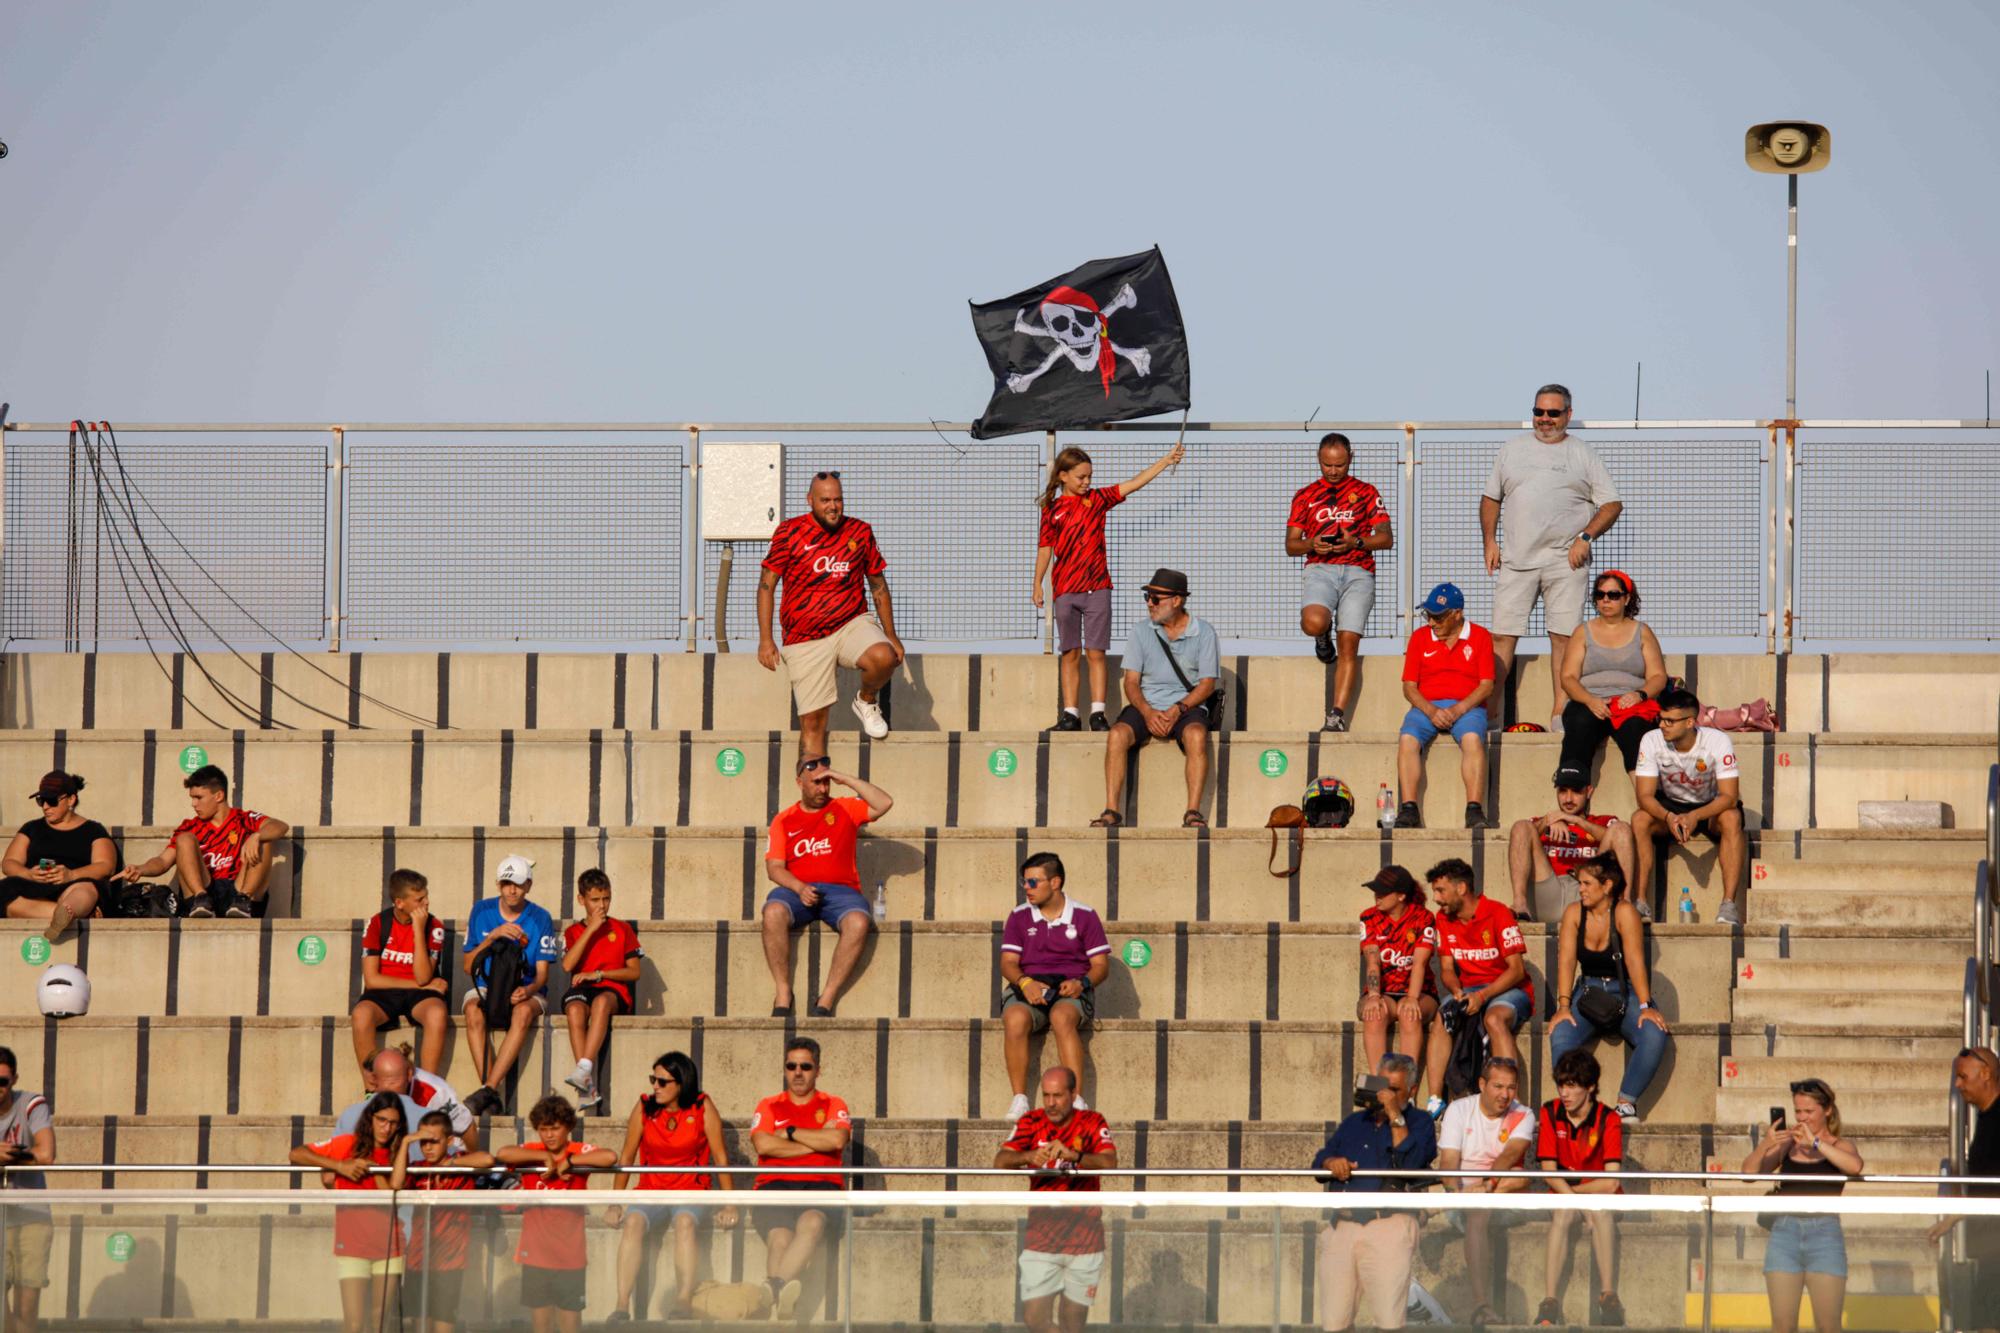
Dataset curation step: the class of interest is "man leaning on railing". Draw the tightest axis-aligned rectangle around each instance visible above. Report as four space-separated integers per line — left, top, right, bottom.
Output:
1930 1047 2000 1333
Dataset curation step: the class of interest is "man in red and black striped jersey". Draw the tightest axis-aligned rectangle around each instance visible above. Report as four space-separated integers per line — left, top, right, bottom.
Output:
1506 767 1637 923
755 473 905 759
115 764 288 919
994 1067 1117 1330
1286 434 1393 733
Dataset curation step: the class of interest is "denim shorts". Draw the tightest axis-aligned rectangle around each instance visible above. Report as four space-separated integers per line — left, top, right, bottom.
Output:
633 1202 705 1232
765 882 871 929
1483 987 1531 1027
1763 1214 1847 1277
1399 700 1488 746
1302 564 1376 636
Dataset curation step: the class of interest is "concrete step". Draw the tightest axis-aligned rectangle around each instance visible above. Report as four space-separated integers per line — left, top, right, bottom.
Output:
1731 885 1973 930
1727 959 1951 991
1729 989 1961 1028
1738 932 1969 963
1757 1029 1964 1062
1720 1054 1949 1092
1716 1086 1947 1129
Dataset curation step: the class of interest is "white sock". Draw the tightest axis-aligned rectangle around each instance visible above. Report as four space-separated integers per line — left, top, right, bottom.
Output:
1089 702 1105 714
1063 706 1079 717
575 1058 592 1073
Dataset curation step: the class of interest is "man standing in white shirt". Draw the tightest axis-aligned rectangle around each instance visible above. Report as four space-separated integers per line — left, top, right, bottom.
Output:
1437 1057 1536 1328
1631 687 1746 926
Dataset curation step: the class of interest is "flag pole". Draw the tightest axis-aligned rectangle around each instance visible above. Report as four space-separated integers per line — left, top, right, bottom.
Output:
1171 406 1189 474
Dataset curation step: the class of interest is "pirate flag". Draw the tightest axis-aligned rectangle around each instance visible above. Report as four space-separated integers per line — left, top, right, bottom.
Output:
967 247 1191 440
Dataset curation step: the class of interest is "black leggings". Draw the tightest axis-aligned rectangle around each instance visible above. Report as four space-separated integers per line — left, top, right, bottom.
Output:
1558 699 1657 776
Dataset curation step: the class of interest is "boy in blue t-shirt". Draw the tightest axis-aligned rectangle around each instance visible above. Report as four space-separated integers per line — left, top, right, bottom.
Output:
460 854 559 1117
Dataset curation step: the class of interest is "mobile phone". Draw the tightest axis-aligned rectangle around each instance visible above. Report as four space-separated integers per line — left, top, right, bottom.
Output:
35 859 54 871
1768 1106 1787 1128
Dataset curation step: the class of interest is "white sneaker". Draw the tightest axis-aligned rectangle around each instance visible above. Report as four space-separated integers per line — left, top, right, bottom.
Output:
1006 1093 1032 1122
1073 1094 1089 1111
564 1061 593 1095
1425 1095 1445 1119
851 695 890 739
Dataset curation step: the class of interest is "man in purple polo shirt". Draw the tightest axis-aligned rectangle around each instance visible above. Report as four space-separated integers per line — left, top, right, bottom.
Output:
1000 852 1112 1123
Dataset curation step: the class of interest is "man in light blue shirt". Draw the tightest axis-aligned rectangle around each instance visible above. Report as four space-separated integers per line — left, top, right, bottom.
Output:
459 854 559 1117
1091 568 1220 829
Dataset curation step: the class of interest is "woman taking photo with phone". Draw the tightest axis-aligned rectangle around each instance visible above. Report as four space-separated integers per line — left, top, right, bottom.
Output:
1741 1078 1863 1333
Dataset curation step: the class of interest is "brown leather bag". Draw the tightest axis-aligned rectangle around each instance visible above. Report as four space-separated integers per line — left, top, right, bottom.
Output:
1266 804 1306 878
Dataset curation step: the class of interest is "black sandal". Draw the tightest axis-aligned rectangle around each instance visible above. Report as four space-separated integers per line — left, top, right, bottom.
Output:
1090 809 1123 828
770 1004 794 1018
1182 809 1208 828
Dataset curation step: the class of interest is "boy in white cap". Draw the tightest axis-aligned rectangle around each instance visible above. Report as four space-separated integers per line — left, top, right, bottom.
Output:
461 855 558 1117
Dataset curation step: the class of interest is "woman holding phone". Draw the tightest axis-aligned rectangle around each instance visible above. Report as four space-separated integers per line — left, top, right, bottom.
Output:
1 771 114 941
1740 1078 1863 1333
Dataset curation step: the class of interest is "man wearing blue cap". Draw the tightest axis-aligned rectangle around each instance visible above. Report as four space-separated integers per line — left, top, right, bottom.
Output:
1396 583 1495 828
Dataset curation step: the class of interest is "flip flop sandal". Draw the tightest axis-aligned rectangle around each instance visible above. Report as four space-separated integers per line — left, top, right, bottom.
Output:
1089 809 1123 828
1181 809 1208 828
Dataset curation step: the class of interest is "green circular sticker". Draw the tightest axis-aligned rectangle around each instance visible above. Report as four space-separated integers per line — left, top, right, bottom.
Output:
716 747 746 777
296 935 327 966
106 1232 135 1263
20 937 50 966
1121 939 1152 969
1258 749 1289 778
987 747 1018 778
178 745 209 775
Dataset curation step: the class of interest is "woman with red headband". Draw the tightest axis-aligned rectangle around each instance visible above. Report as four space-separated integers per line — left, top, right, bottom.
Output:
1556 570 1666 776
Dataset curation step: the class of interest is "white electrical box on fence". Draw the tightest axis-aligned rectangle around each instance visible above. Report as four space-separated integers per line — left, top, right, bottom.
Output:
701 442 783 541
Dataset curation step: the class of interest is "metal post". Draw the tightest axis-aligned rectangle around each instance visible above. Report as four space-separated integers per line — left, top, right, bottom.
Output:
1042 430 1056 654
1399 425 1418 644
1782 425 1798 653
841 1204 854 1333
1786 173 1799 418
685 427 702 652
1764 423 1778 655
418 1192 431 1330
1700 1199 1715 1333
1269 1209 1282 1333
328 427 346 652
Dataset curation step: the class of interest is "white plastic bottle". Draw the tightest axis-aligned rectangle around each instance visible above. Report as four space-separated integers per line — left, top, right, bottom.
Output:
1378 784 1395 829
1678 886 1695 924
872 880 888 924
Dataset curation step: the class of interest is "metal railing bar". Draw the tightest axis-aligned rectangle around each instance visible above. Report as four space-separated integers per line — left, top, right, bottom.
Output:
9 418 1963 435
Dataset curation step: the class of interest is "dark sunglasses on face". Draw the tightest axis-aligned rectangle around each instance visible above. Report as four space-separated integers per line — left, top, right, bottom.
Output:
1141 592 1172 604
1020 876 1048 888
1533 408 1566 418
1593 588 1628 601
0 1077 13 1088
649 1075 677 1086
785 1062 815 1072
31 796 53 807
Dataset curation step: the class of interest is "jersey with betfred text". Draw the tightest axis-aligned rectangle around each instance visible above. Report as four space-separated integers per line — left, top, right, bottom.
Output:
1360 903 1438 998
767 796 872 891
1436 896 1532 1007
1634 727 1737 806
1288 476 1387 572
762 513 886 645
1540 814 1619 877
1039 486 1125 596
362 912 447 981
1005 1108 1115 1255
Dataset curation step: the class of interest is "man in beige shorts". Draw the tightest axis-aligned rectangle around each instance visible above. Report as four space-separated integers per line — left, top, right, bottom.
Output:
756 471 905 758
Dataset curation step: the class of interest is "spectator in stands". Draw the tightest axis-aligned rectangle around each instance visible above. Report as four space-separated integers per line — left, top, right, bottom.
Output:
750 1037 852 1321
1033 442 1185 731
756 471 904 755
290 1091 409 1333
1741 1078 1863 1333
3 771 112 942
116 764 289 919
1507 767 1637 923
460 855 558 1118
1288 433 1394 732
559 868 644 1110
1438 1056 1536 1329
1632 688 1746 926
762 756 893 1018
400 1109 494 1333
1928 1047 2000 1328
1091 567 1219 829
496 1095 615 1333
1002 852 1111 1123
0 1046 54 1333
350 868 450 1078
339 1046 475 1150
604 1051 739 1322
1557 570 1664 776
1479 383 1622 731
1312 1053 1435 1333
1395 583 1495 830
1426 858 1530 1115
1534 1049 1625 1328
1549 855 1670 1122
1357 866 1439 1082
995 1065 1118 1333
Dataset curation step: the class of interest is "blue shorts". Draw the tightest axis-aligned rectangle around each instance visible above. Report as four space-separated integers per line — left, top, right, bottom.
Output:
765 882 871 929
1302 564 1376 636
1400 700 1488 746
1762 1215 1847 1277
633 1202 705 1232
1483 987 1531 1027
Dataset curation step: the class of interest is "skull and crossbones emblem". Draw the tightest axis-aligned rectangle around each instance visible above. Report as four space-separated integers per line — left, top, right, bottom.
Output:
1006 282 1153 396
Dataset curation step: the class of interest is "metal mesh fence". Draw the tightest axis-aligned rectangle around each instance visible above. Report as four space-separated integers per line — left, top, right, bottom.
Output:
1795 438 2000 641
1416 435 1765 641
345 436 683 641
0 432 327 643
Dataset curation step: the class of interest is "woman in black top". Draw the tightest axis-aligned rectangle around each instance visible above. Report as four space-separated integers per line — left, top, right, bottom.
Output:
1 771 115 941
1741 1077 1864 1333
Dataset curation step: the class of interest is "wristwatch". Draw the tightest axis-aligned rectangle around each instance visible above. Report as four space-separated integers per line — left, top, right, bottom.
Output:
1575 532 1594 545
784 1125 796 1142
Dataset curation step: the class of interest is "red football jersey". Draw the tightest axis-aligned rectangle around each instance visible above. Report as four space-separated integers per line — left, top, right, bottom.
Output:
1538 1101 1623 1186
1436 896 1532 1007
362 912 447 982
406 1161 477 1272
1401 622 1495 702
1039 486 1126 597
1540 814 1619 878
164 807 268 882
513 1142 597 1270
635 1093 715 1192
766 796 872 892
1288 476 1387 572
308 1135 402 1260
752 1091 852 1188
1004 1108 1115 1255
761 513 886 645
563 918 645 1007
1359 903 1438 998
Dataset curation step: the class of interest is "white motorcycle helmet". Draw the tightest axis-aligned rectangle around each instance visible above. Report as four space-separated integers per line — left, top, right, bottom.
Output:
37 964 91 1018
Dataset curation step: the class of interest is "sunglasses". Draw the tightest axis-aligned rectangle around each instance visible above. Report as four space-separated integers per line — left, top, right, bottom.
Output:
0 1077 12 1088
1141 591 1174 604
1020 876 1049 888
1592 588 1628 601
1789 1079 1830 1096
784 1062 816 1072
649 1075 677 1086
31 796 55 807
798 757 830 773
813 470 841 481
1532 408 1567 418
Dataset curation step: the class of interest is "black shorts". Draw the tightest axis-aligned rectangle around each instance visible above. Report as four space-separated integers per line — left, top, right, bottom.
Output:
1653 797 1741 841
1113 703 1211 750
560 983 630 1015
407 1267 463 1322
752 1180 846 1241
0 877 66 910
519 1264 585 1312
353 987 448 1030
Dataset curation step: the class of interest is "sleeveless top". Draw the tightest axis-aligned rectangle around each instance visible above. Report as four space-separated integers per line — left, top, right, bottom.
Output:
636 1093 713 1191
1575 906 1623 981
1578 622 1647 698
1772 1151 1847 1197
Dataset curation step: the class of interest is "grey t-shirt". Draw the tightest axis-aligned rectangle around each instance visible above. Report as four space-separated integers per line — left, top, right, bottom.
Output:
1122 614 1220 711
0 1090 53 1198
1481 434 1620 569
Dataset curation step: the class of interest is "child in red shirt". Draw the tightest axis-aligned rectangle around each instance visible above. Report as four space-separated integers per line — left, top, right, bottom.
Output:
558 869 645 1110
400 1108 494 1333
289 1091 408 1333
1535 1049 1626 1327
496 1096 616 1333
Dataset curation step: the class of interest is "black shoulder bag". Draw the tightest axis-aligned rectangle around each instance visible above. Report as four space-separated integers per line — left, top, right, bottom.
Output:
1573 908 1629 1031
1153 629 1225 732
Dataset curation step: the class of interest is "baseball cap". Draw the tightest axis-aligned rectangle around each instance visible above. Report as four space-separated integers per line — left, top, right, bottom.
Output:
1553 766 1590 790
1361 865 1420 899
1141 568 1190 598
496 854 535 885
1418 582 1464 616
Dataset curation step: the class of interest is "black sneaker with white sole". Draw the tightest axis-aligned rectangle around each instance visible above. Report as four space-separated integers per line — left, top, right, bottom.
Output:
1088 711 1109 731
1313 628 1336 663
1055 712 1082 731
463 1086 504 1118
1393 802 1421 829
183 893 215 919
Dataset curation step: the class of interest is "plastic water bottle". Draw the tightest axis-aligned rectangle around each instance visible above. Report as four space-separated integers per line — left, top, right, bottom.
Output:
1378 784 1395 829
1678 886 1695 924
872 880 888 924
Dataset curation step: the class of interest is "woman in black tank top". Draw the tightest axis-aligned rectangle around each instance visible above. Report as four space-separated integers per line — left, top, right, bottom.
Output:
1740 1077 1864 1333
1547 855 1671 1121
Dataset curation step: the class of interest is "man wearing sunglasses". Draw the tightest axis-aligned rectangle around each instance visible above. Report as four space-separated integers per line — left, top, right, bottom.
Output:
1631 687 1746 925
749 1038 852 1320
757 472 905 758
1091 568 1219 829
762 754 894 1017
1478 385 1622 732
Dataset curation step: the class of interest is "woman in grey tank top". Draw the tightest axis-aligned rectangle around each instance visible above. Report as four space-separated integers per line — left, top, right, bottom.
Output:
1557 570 1666 774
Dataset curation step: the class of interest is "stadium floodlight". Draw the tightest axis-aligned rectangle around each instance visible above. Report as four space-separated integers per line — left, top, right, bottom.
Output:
1744 122 1831 418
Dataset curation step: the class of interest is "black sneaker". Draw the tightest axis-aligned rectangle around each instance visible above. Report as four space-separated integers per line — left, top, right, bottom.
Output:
1322 708 1347 732
1536 1297 1564 1326
1594 1293 1626 1327
1465 802 1488 829
223 896 254 919
1313 628 1336 663
183 893 215 919
1393 801 1421 829
1055 712 1082 732
1088 711 1109 732
463 1086 503 1118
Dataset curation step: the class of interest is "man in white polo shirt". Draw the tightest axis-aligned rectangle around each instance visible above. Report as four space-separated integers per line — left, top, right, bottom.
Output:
1632 686 1746 925
999 852 1111 1124
1438 1057 1536 1328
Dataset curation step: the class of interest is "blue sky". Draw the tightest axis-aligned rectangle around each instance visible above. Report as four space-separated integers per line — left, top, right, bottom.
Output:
4 0 1998 425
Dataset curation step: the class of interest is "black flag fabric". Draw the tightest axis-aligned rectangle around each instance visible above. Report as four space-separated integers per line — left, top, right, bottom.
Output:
967 247 1191 440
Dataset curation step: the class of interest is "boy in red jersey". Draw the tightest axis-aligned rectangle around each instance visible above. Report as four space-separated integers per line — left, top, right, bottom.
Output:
1287 433 1394 732
755 472 904 757
496 1095 615 1333
1534 1050 1625 1328
398 1109 495 1333
749 1037 853 1320
350 868 451 1077
761 755 894 1018
995 1066 1118 1333
1425 858 1530 1115
558 869 644 1109
116 764 289 918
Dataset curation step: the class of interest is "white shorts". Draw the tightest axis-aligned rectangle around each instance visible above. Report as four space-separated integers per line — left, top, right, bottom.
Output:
1492 560 1588 637
1018 1248 1103 1306
780 615 890 716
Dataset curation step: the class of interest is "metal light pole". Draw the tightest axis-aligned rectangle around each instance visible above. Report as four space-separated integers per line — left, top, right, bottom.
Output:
1745 122 1831 417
